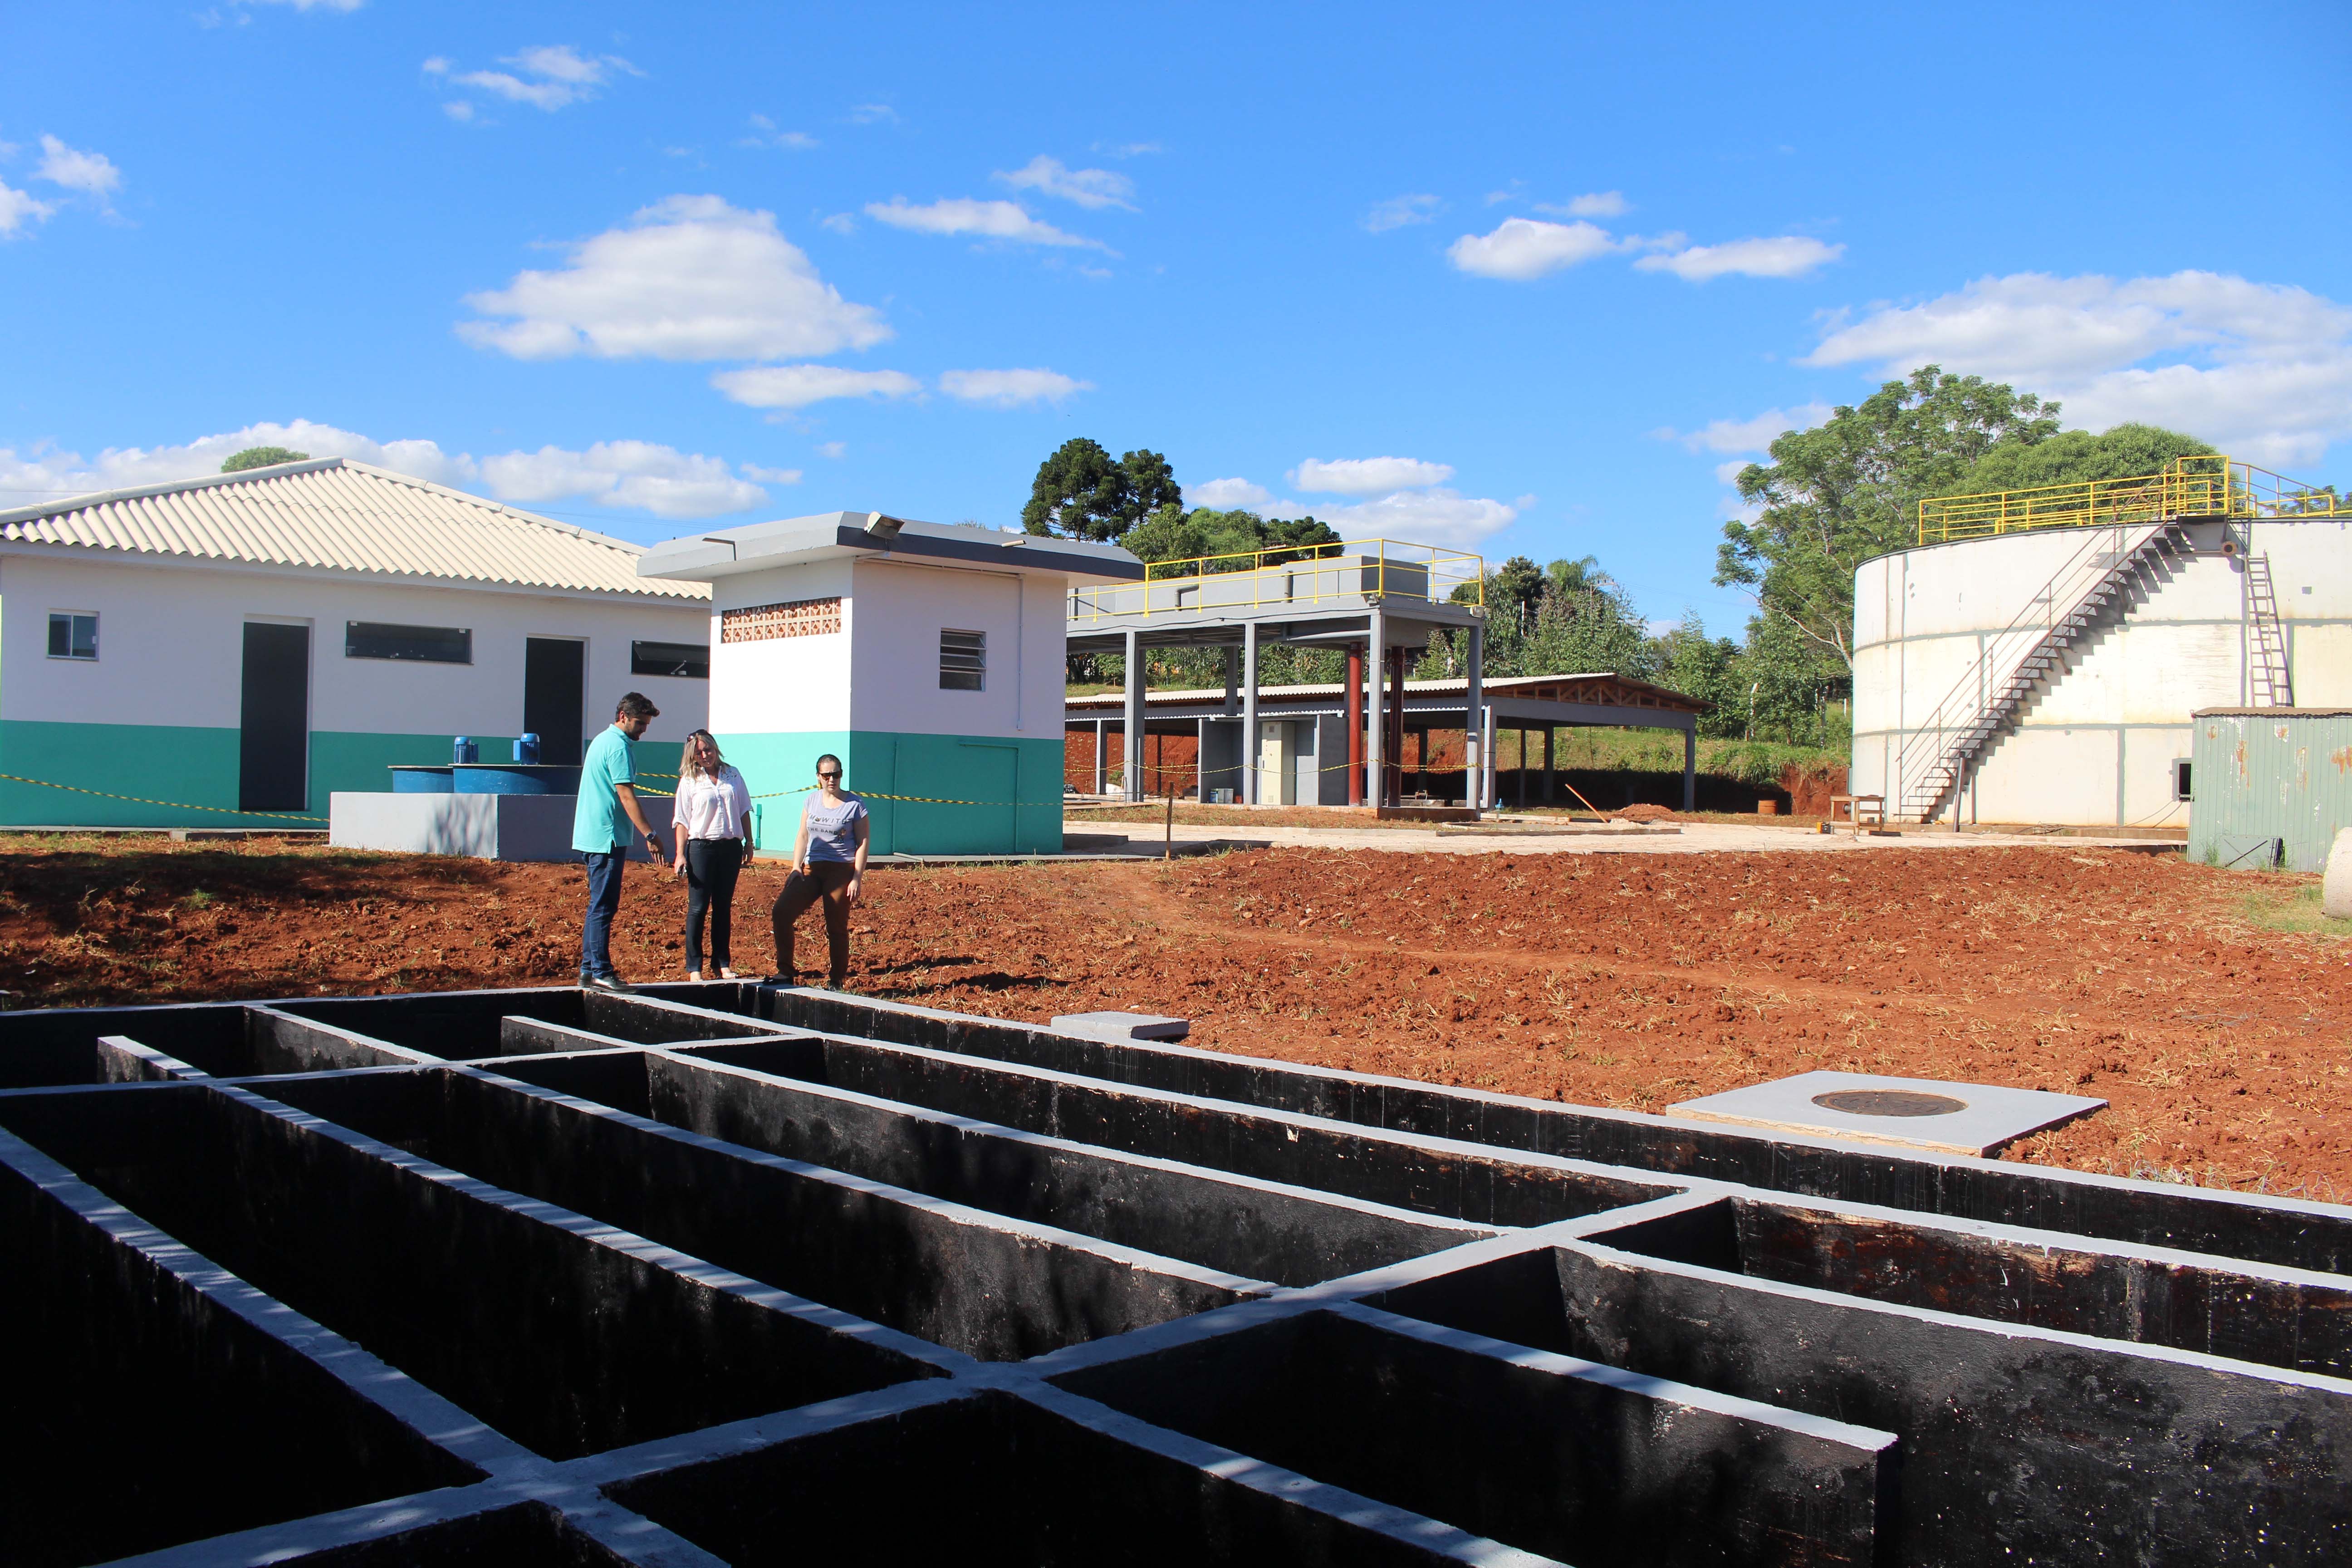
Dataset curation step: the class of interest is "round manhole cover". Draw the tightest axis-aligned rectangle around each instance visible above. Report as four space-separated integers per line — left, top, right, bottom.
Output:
1811 1089 1968 1118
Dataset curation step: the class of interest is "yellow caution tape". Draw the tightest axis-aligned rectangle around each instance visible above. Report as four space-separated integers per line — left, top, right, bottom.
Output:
0 772 327 823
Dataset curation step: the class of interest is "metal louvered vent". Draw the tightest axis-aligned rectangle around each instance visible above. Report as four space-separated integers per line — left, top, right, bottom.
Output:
939 628 985 691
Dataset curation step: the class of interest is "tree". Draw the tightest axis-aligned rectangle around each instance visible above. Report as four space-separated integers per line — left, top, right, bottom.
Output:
1022 438 1182 539
222 446 310 472
1937 421 2214 495
1655 616 1744 738
1715 366 2061 672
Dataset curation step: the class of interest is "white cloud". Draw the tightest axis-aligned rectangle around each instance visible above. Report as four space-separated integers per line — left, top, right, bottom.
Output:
740 463 803 484
1179 460 1515 546
1363 193 1441 232
0 421 466 500
0 180 55 237
1186 477 1277 510
430 45 634 113
740 115 818 151
848 103 900 125
937 368 1091 407
863 197 1106 250
460 195 890 362
816 441 847 459
1663 403 1834 455
476 441 767 518
34 136 120 197
1637 235 1842 281
1803 270 2352 468
1290 456 1455 494
0 420 779 521
1095 141 1161 158
442 101 475 122
710 364 921 411
995 155 1135 211
1315 489 1519 548
1558 191 1628 218
1715 458 1754 485
1446 217 1622 280
250 0 364 10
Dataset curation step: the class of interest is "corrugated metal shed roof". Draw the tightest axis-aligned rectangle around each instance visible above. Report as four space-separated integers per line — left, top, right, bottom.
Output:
0 458 710 602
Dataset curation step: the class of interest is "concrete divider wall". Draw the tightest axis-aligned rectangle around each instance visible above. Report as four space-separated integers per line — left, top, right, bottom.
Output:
0 981 2347 1563
761 986 2352 1274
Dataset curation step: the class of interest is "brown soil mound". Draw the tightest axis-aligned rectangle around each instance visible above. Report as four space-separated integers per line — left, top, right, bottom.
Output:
1612 803 1678 823
0 835 2343 1200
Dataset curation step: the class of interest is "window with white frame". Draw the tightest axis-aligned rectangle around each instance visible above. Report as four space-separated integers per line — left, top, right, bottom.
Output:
47 612 98 661
939 628 985 691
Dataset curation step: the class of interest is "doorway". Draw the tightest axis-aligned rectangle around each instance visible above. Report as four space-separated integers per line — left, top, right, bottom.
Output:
524 638 586 761
239 622 310 812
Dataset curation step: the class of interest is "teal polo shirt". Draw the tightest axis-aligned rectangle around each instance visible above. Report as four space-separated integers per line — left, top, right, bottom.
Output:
571 725 636 854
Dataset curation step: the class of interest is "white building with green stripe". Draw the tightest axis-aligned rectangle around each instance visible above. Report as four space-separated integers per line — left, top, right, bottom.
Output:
640 512 1141 856
0 459 712 828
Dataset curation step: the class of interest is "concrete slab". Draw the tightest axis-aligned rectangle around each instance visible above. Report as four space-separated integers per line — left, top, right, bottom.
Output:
1052 1011 1192 1043
1063 819 2180 859
1668 1070 2105 1156
329 792 651 863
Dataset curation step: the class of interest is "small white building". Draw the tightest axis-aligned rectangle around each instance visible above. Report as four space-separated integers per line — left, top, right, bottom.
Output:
640 512 1141 855
0 459 712 827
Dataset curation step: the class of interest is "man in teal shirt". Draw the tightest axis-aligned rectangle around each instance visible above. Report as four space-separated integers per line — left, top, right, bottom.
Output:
573 692 668 991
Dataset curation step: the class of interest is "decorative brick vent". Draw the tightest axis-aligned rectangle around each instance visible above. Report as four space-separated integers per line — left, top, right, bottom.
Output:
720 597 843 642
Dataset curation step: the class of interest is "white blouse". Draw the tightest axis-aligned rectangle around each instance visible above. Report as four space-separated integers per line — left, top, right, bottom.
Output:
671 764 752 841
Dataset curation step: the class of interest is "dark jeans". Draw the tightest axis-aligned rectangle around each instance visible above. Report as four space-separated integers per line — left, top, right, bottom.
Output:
682 837 745 973
772 861 855 985
580 847 624 980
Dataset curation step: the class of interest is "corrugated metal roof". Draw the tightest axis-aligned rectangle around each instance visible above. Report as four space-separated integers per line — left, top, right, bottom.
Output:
0 458 710 602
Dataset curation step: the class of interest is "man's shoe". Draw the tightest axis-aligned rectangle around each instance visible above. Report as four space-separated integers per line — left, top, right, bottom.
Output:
585 973 634 993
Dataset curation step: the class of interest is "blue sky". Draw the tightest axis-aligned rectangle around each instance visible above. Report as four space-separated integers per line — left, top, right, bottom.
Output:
4 1 2347 633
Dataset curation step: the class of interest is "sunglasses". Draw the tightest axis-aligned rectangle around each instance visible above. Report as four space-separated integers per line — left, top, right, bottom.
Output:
817 770 841 780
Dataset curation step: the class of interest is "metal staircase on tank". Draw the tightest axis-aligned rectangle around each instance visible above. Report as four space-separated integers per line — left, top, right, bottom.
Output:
1895 452 2348 824
2244 551 2294 707
1891 521 2190 824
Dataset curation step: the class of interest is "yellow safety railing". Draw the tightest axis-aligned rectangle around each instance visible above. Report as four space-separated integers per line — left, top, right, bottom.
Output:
1067 539 1485 624
1918 454 2347 545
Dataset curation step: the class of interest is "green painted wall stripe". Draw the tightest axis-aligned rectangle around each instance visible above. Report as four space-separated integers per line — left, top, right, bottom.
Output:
0 719 685 829
715 729 1063 855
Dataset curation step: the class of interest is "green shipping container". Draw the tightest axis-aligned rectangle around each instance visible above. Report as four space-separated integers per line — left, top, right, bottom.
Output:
2186 709 2352 872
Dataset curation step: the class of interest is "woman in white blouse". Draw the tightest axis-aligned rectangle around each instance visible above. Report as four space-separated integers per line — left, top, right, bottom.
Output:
670 730 753 980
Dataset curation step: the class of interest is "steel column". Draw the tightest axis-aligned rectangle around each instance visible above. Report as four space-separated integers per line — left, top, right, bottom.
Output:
1345 643 1364 805
1464 620 1485 809
1241 622 1260 806
1365 608 1386 810
1122 628 1144 803
1682 727 1696 812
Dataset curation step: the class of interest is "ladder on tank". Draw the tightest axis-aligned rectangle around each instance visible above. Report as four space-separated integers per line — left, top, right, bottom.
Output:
2245 551 2294 707
1893 521 2190 823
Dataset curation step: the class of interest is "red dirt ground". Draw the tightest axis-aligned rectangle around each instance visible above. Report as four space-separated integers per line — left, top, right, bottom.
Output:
1 835 2344 1199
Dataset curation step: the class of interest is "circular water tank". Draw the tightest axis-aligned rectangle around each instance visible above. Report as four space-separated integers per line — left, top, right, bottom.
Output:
1851 519 2352 828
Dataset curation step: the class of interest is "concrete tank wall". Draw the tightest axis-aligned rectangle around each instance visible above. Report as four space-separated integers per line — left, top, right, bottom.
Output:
1852 518 2352 827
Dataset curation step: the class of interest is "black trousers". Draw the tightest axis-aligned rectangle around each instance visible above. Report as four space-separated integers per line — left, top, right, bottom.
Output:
682 838 745 973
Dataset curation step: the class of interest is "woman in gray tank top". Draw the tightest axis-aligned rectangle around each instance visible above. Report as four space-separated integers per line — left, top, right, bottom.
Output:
768 753 870 988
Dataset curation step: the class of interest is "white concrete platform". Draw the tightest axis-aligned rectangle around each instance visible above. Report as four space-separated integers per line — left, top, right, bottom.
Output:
329 792 652 863
1668 1070 2106 1156
1051 1011 1191 1042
